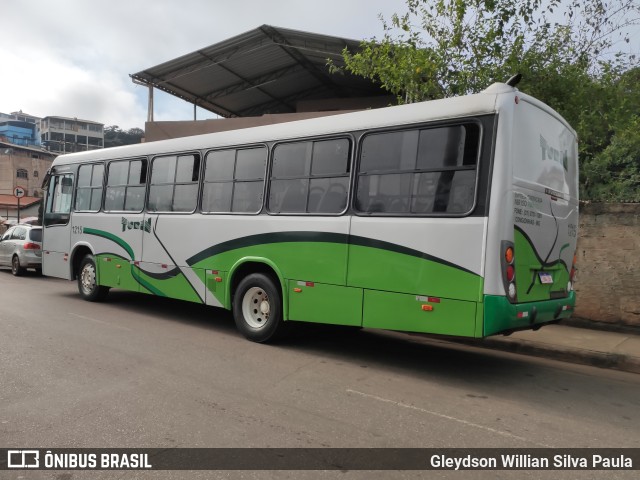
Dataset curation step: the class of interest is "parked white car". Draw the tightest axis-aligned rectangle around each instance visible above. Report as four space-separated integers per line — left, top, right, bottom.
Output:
0 224 42 275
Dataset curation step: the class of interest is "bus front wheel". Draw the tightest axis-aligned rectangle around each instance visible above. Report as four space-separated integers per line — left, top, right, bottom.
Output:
78 254 110 302
233 273 285 343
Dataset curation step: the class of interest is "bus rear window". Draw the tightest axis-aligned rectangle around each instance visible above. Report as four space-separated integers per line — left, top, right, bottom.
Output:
512 101 578 199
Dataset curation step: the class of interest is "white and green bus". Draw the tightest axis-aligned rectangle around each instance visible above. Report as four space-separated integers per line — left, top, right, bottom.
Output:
42 81 578 343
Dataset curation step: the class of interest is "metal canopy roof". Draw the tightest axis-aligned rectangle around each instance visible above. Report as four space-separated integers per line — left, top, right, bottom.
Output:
130 25 388 118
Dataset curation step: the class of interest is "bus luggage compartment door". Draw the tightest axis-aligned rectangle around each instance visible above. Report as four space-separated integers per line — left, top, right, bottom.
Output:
362 290 477 337
288 280 363 326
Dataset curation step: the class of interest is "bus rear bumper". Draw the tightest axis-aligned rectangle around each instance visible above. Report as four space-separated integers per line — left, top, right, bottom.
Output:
483 292 576 337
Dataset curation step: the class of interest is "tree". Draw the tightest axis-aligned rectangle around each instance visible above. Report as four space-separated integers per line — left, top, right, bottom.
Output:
333 0 640 200
104 126 145 148
583 115 640 202
336 0 639 102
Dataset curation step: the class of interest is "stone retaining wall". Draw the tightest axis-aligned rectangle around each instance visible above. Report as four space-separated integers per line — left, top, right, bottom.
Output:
574 203 640 328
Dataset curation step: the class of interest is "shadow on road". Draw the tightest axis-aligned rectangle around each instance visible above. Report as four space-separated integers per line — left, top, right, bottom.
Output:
40 282 639 425
57 287 638 387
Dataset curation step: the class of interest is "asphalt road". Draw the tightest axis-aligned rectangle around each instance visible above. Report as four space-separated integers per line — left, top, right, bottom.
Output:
1 268 639 480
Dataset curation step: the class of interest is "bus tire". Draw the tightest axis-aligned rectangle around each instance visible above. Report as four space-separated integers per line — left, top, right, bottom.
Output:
233 273 285 343
78 254 110 302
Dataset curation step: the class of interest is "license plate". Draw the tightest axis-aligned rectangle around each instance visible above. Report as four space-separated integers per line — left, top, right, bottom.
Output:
538 272 553 284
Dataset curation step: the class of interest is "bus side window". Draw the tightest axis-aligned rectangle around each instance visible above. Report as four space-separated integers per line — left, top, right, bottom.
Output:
105 159 147 212
148 154 199 213
202 146 266 214
356 124 479 216
268 138 350 215
75 163 104 212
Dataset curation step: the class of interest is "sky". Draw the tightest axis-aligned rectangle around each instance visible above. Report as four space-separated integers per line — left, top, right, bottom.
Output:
2 0 407 130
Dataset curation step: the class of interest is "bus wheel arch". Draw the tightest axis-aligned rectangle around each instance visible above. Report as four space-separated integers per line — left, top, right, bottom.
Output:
70 244 94 280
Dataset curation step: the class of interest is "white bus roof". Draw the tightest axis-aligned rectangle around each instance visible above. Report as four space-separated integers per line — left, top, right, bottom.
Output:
49 83 567 167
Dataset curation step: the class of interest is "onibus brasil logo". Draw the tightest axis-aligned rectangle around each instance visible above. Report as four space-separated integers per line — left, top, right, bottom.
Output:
121 218 151 233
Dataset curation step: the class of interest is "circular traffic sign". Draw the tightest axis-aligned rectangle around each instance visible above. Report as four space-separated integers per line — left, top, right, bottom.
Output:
14 186 26 198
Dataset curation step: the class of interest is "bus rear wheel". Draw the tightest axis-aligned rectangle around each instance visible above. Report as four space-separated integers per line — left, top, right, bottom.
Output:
233 273 285 343
78 254 110 302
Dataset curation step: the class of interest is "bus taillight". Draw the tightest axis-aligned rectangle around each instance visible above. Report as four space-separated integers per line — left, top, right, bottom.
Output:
506 264 515 282
505 246 514 264
501 241 517 302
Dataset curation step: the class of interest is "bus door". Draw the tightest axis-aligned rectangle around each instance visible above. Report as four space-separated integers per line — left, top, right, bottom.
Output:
43 172 75 279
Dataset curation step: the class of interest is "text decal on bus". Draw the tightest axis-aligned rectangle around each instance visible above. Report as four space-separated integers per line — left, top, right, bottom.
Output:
121 217 152 233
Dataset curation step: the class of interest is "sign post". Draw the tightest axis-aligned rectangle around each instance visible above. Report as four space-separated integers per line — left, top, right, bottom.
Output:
14 186 25 224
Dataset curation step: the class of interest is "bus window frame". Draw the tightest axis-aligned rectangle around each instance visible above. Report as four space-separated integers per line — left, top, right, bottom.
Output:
266 134 354 217
73 161 106 213
103 156 149 214
352 118 484 218
147 151 201 215
200 143 269 216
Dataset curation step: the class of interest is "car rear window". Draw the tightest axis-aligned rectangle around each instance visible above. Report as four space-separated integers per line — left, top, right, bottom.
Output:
28 229 42 242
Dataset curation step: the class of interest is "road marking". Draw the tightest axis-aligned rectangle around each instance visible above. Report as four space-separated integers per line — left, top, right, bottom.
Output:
69 313 132 331
346 389 553 448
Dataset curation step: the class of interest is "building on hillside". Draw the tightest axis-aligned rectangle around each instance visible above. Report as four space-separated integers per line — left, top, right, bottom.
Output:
39 116 104 154
0 111 41 148
0 141 57 198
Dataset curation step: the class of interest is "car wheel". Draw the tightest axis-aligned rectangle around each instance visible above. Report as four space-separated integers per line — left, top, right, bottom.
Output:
78 254 110 301
11 255 25 276
233 273 286 343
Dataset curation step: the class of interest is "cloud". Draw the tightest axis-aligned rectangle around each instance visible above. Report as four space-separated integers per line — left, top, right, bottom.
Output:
2 0 406 130
1 49 145 128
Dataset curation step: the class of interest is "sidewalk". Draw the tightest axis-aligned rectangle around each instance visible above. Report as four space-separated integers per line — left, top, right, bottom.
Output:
466 324 640 374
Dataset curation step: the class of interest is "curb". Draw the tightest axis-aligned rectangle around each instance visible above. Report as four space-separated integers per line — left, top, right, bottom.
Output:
456 337 640 375
560 317 640 336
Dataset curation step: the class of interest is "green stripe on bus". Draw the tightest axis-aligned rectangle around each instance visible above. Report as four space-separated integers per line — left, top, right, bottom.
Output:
191 240 483 303
132 268 167 297
84 228 135 260
86 230 203 303
186 231 479 277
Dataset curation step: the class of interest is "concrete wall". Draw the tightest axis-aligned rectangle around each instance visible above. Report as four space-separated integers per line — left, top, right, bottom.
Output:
144 95 396 142
144 111 358 142
574 203 640 328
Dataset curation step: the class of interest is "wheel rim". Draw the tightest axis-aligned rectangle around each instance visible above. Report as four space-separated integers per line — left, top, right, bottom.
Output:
241 287 270 329
12 257 19 273
80 262 97 295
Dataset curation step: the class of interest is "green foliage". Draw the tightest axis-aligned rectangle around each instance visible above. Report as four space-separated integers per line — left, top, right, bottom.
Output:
583 116 640 202
104 126 144 148
332 0 640 201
